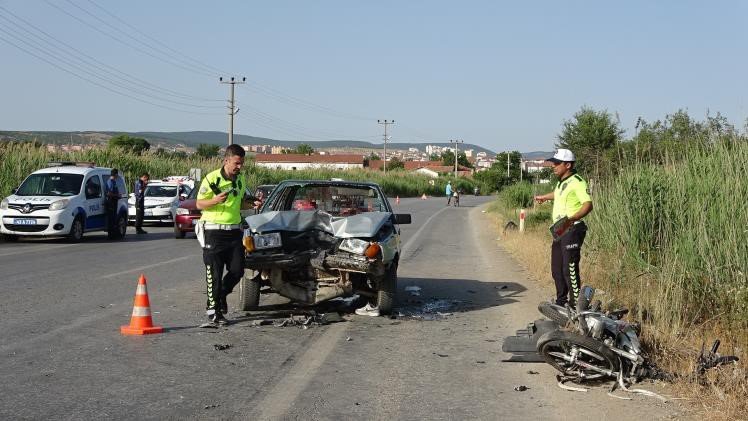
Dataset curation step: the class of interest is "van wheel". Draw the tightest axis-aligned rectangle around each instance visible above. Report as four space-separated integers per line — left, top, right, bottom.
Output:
108 215 127 240
174 225 186 239
68 218 84 242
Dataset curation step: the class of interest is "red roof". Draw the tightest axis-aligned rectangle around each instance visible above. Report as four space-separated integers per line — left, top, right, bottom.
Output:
255 154 364 164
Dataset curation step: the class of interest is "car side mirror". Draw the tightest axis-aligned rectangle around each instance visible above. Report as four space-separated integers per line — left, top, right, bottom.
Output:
394 213 411 225
11 186 18 194
179 194 187 201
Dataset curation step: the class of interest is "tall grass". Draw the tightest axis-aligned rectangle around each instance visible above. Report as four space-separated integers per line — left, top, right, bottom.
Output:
0 144 480 198
587 140 748 332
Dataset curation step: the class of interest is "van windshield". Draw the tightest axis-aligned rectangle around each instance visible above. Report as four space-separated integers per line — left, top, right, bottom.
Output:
145 185 178 198
16 173 84 197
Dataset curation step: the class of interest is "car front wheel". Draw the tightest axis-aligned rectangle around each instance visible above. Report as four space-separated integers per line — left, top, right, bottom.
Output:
376 262 397 315
238 272 261 311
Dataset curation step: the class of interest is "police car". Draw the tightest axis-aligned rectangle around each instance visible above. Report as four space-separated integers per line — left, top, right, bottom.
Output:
0 162 129 242
128 176 194 225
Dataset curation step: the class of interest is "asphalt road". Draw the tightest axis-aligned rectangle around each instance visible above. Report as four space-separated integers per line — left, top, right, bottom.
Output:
0 195 688 420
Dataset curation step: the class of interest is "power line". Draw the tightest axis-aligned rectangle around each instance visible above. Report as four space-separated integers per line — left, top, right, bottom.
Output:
44 0 216 78
0 7 224 106
83 0 227 76
0 32 222 115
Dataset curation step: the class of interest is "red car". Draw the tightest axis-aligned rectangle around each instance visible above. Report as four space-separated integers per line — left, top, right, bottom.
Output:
174 187 201 239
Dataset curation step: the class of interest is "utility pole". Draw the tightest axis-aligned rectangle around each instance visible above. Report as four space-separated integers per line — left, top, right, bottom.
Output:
449 139 463 178
377 119 394 174
220 76 246 146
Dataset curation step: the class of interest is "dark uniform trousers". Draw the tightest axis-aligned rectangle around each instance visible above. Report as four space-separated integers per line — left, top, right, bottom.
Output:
551 221 587 308
202 229 244 312
135 199 145 230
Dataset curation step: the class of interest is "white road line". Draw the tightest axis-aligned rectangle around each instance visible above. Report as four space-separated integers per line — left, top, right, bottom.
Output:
0 243 78 258
254 322 349 420
99 254 198 279
401 205 451 255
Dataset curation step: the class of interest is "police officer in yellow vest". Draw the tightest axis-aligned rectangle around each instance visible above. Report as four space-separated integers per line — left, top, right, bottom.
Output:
196 144 249 326
534 149 593 309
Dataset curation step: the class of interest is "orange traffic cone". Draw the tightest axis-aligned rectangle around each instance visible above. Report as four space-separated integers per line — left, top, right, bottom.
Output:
396 196 400 205
421 193 427 200
121 274 163 335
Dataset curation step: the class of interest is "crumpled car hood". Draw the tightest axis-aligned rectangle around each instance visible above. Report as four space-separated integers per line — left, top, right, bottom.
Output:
246 210 391 238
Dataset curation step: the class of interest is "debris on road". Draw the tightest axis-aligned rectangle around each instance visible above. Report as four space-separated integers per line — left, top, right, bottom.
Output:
513 385 528 391
476 360 486 364
527 370 539 375
204 404 220 409
248 311 346 329
433 352 449 357
213 344 232 351
346 336 352 341
396 298 463 321
404 285 422 296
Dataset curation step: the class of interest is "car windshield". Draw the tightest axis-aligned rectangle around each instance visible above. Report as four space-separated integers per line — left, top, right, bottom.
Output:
145 185 178 198
16 173 83 197
272 184 387 216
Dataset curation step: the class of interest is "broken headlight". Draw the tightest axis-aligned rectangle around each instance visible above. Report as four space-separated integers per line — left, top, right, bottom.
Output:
253 232 282 250
338 238 369 255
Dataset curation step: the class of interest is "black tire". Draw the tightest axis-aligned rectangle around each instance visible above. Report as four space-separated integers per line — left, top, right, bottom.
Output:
67 217 84 242
537 330 619 380
238 272 261 311
174 225 186 239
538 302 571 325
376 262 397 315
108 214 127 240
2 234 19 242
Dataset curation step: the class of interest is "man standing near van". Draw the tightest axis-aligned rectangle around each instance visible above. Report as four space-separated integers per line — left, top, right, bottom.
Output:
134 172 149 234
196 145 248 326
105 169 121 232
534 149 593 308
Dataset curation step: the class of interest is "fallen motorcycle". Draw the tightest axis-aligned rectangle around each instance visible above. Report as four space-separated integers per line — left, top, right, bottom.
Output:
536 286 648 384
534 286 739 396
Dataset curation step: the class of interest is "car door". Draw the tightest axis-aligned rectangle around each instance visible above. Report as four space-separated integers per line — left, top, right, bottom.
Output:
82 174 106 230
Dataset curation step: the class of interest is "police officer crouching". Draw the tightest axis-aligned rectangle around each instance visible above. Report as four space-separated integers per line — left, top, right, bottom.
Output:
195 144 249 326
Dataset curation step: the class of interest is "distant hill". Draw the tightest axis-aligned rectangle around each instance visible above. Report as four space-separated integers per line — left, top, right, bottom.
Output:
521 151 554 160
0 130 498 156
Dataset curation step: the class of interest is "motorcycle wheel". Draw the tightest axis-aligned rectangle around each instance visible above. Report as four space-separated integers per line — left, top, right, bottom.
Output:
538 302 571 326
537 330 619 381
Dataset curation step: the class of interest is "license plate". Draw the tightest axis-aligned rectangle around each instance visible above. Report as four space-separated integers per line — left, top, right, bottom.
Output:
13 218 36 225
191 219 197 225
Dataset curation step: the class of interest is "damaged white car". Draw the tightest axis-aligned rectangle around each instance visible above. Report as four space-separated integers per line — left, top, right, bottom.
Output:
237 180 411 315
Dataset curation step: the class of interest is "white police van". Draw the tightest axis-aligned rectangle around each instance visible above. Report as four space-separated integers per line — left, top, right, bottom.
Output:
0 162 129 242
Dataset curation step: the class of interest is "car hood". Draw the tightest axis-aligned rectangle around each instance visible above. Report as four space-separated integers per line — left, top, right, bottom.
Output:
246 210 391 238
129 197 175 206
6 195 57 203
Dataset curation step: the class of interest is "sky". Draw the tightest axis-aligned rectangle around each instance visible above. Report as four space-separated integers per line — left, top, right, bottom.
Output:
1 0 747 153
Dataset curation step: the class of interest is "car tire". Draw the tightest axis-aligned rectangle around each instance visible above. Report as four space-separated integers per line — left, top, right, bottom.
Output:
238 272 261 311
108 214 127 240
174 225 186 239
67 217 84 242
376 262 397 315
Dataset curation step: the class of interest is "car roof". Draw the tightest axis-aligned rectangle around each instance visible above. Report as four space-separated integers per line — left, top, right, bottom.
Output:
33 166 113 176
274 180 382 188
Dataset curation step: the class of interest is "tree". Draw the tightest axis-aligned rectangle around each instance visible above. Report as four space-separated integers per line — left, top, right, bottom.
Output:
557 107 623 178
428 153 441 161
368 152 381 161
441 150 473 168
388 156 405 170
494 151 523 180
108 134 150 154
196 143 220 158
